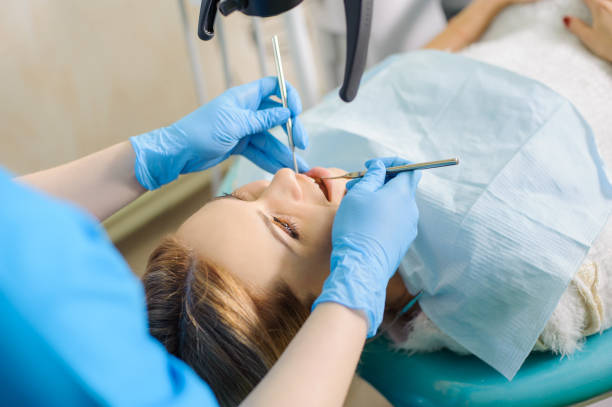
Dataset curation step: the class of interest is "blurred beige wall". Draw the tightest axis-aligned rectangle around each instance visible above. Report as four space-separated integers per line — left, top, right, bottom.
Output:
0 0 320 270
0 0 309 175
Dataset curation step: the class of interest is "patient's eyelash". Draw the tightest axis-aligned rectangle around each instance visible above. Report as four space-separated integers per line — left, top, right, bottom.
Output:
222 191 250 201
273 216 300 240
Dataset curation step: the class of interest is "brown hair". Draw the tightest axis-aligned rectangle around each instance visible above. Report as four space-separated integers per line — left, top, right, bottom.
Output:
142 236 312 407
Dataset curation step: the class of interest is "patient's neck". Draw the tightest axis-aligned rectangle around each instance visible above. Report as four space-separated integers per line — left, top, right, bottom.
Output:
386 272 412 311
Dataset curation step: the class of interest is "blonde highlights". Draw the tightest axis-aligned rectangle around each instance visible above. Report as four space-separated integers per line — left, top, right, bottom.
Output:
143 236 312 407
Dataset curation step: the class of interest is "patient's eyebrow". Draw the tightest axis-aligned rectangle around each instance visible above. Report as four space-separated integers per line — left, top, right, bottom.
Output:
257 211 297 256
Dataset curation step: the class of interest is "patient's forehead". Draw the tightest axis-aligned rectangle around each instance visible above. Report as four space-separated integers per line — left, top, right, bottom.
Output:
177 199 296 292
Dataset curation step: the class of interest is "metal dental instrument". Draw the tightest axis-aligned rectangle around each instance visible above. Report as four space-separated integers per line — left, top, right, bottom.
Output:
272 35 299 173
320 158 459 180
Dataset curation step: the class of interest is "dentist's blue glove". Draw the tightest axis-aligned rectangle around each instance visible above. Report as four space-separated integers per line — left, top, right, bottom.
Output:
130 77 309 190
313 157 422 337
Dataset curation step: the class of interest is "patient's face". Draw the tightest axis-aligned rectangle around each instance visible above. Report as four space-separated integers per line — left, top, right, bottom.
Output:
176 167 349 302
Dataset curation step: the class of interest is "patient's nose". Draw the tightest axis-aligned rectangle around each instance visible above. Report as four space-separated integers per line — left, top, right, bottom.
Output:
266 168 302 201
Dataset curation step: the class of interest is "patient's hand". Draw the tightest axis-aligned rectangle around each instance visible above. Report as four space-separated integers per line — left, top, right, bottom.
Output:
486 0 542 7
425 0 543 52
565 0 612 63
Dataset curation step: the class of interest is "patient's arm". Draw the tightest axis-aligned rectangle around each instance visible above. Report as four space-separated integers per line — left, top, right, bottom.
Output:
425 0 540 52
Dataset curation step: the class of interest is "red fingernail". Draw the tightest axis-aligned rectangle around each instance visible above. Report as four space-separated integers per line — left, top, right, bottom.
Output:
563 16 571 28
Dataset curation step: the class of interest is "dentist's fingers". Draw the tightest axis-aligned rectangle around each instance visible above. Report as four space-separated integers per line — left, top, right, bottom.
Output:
243 108 291 136
365 156 425 183
255 76 303 117
383 169 422 196
240 131 310 173
284 80 304 118
365 157 411 168
346 160 386 193
277 115 308 150
260 94 308 150
289 117 308 150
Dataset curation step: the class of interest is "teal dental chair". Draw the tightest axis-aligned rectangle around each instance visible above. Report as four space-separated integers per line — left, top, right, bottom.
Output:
358 332 612 406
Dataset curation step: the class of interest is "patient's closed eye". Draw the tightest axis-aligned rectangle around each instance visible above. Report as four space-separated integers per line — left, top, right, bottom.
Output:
219 191 253 201
273 216 300 239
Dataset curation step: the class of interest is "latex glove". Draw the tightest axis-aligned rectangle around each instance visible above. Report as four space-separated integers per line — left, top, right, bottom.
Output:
313 157 422 337
130 77 309 190
564 0 612 63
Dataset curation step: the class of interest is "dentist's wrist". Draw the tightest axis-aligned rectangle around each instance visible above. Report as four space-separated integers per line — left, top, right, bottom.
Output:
129 127 187 190
314 249 390 337
313 277 385 338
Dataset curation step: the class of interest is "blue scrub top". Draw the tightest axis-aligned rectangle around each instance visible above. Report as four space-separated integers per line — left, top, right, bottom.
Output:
0 167 219 406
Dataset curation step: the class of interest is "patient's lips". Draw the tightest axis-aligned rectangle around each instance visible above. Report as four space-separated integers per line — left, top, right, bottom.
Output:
304 167 340 203
314 177 330 201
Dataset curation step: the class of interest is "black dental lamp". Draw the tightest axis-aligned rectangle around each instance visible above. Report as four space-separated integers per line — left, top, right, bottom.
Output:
197 0 373 102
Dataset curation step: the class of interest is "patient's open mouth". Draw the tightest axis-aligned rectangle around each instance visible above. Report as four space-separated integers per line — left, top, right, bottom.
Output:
314 177 330 200
304 167 335 202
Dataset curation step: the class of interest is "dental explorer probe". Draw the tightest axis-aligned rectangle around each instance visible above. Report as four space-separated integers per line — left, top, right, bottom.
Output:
319 158 460 180
272 35 299 173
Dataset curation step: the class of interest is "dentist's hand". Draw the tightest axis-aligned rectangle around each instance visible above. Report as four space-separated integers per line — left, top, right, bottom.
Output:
565 0 612 63
313 157 422 337
130 77 309 190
